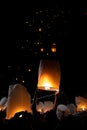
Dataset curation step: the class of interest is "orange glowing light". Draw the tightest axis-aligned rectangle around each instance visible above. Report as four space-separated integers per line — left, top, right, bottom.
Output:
82 106 85 111
6 84 32 119
80 105 87 111
51 43 57 52
19 114 22 118
77 104 87 111
40 48 44 52
51 47 56 52
37 60 61 91
39 75 53 90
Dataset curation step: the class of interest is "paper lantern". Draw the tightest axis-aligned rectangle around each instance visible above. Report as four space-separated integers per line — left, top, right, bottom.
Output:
36 101 54 113
37 59 61 91
6 84 32 119
51 43 57 52
75 96 87 111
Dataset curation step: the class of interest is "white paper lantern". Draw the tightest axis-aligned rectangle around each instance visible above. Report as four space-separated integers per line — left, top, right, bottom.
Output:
75 96 87 111
37 59 61 91
6 84 32 119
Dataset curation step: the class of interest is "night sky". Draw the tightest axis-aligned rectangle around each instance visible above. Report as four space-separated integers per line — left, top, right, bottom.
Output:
0 1 87 101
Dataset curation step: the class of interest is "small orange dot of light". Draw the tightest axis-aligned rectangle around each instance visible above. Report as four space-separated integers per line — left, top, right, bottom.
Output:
39 28 42 32
40 48 44 52
51 47 56 52
22 80 25 83
28 69 31 72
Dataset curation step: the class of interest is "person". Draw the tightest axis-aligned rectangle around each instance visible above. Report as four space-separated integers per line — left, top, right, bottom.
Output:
31 89 60 130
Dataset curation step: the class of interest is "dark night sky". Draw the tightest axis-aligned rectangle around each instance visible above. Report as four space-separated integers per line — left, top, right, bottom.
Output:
0 1 87 101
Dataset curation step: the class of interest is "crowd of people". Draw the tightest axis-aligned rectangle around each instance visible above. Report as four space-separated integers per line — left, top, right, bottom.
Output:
0 90 87 130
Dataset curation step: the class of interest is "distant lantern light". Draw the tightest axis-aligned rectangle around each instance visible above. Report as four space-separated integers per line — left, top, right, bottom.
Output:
22 80 25 83
28 69 31 72
51 47 56 52
37 59 61 91
25 21 29 24
46 53 49 56
40 47 44 52
16 77 18 81
37 42 40 45
38 28 42 32
51 43 57 52
75 96 87 112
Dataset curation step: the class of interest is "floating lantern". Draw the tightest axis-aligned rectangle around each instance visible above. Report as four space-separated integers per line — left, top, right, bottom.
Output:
37 59 61 91
6 84 32 119
51 43 57 52
75 96 87 112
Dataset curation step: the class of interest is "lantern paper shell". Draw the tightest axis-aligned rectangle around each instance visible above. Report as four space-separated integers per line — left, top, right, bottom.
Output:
6 84 32 119
37 60 61 91
75 96 87 111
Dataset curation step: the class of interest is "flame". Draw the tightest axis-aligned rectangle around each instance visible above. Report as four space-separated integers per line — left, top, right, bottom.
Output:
51 47 56 52
8 107 26 118
6 106 32 119
42 77 52 90
81 105 86 111
19 114 22 118
38 74 59 91
39 75 53 90
77 104 87 112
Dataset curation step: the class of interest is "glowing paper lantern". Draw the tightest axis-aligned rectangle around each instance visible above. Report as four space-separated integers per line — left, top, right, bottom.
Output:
51 43 57 52
36 101 54 113
6 84 32 119
36 102 44 113
75 96 87 111
37 59 61 91
43 101 54 113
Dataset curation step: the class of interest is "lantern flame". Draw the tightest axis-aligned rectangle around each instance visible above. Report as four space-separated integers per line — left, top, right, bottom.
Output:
40 76 52 90
80 105 87 111
19 114 22 118
82 106 85 111
75 96 87 112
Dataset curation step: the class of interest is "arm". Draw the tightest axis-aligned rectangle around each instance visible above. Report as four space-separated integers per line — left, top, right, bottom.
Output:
53 91 59 111
31 89 37 115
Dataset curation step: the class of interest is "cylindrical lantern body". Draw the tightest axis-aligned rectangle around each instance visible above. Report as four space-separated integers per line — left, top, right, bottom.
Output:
37 59 61 91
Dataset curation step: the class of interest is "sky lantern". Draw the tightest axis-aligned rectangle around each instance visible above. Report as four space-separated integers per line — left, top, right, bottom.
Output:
51 43 57 52
75 96 87 112
40 47 44 52
37 59 61 92
6 84 32 119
